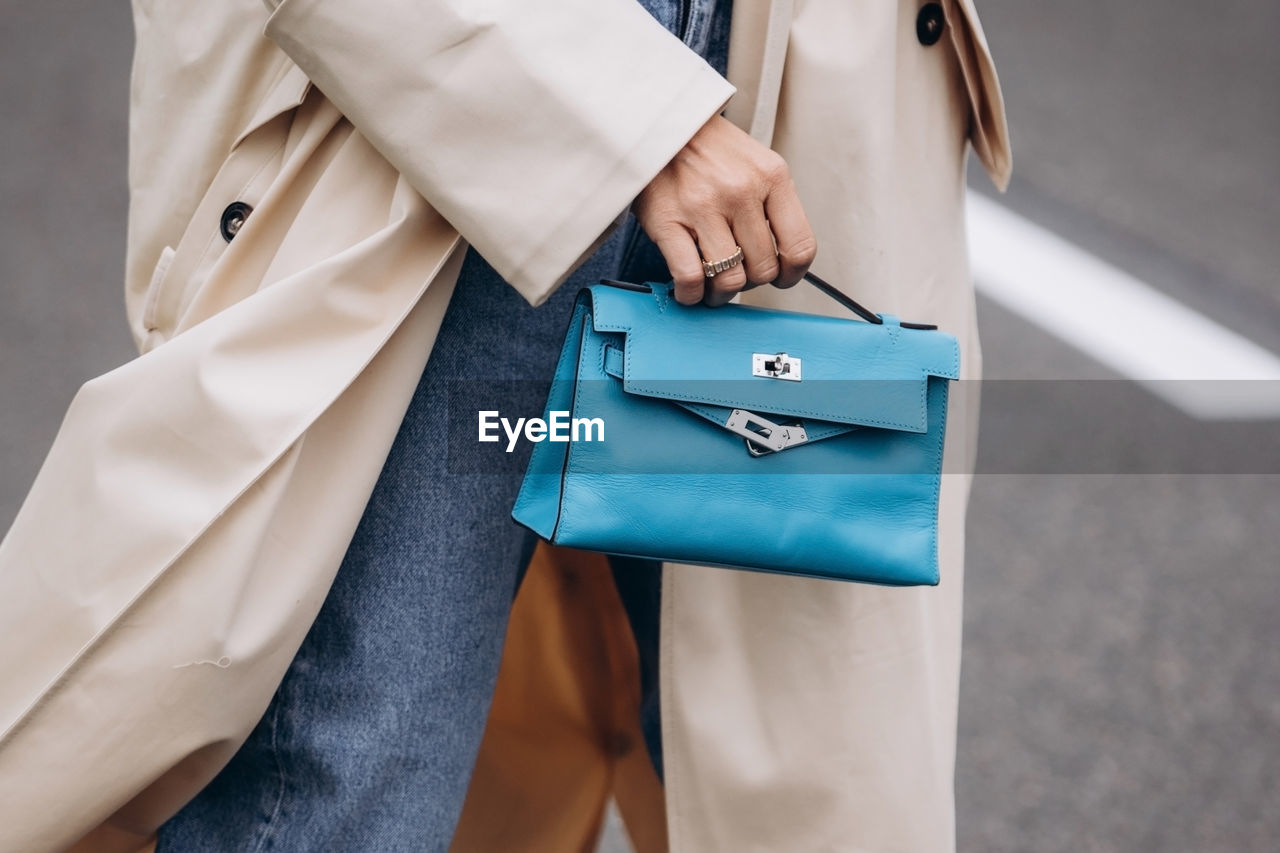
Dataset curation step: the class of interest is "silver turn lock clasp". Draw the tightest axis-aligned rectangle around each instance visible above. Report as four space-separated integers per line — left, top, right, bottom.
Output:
725 409 809 456
752 351 802 381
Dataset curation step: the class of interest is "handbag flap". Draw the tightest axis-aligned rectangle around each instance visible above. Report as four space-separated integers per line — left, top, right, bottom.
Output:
587 282 960 433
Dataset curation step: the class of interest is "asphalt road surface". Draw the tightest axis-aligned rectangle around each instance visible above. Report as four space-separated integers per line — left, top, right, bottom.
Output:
1 2 1276 851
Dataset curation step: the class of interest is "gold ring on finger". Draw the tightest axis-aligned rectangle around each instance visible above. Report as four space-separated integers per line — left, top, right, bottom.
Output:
701 246 744 278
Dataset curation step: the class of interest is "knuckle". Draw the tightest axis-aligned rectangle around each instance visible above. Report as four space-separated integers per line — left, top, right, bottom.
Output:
713 269 748 292
722 174 756 202
672 265 704 289
673 285 701 303
635 188 677 222
780 234 818 267
675 285 704 305
651 221 688 244
760 151 791 184
681 184 719 213
749 257 781 284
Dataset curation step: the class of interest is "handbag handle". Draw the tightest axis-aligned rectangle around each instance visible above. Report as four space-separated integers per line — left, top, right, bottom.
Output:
598 274 939 331
802 271 938 330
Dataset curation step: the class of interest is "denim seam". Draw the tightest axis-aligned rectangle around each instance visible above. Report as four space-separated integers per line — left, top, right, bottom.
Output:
682 0 711 55
248 692 291 853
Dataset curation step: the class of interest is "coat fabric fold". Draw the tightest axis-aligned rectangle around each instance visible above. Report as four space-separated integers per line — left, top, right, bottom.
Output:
0 0 1009 849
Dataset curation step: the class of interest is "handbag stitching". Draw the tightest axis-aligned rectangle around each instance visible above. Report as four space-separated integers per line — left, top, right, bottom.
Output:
918 368 929 435
603 342 922 439
591 285 960 374
926 377 949 583
619 325 925 429
556 321 611 542
554 380 949 583
603 296 956 429
550 310 593 541
512 297 591 537
654 285 670 313
600 335 616 376
599 352 863 443
531 287 955 584
624 376 924 431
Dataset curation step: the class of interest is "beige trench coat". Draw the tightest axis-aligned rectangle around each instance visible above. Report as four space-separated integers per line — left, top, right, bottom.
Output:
0 0 1009 849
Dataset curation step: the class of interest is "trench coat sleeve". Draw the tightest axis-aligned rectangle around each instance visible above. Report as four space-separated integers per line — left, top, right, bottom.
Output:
259 0 736 305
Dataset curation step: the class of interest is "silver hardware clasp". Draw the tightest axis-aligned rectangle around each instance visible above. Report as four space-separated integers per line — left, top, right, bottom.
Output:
752 352 802 381
725 409 809 455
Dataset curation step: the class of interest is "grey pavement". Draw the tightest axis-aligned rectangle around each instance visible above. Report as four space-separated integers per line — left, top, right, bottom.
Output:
973 0 1280 342
964 3 1280 851
1 3 1277 852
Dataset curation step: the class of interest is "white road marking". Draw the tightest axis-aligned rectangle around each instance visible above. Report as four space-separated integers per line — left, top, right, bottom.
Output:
966 193 1280 420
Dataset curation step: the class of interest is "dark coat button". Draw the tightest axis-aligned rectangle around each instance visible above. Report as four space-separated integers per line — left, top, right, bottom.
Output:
220 201 253 242
916 3 946 46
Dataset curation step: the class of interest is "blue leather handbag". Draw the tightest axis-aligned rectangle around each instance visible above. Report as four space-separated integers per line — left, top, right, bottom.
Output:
511 274 961 585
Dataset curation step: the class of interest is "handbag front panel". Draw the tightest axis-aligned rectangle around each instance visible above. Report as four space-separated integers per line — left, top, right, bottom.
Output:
550 315 948 585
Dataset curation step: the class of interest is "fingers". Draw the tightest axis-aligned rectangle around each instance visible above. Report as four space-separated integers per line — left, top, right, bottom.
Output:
763 171 817 289
649 223 706 305
630 114 815 306
732 204 782 287
694 217 747 307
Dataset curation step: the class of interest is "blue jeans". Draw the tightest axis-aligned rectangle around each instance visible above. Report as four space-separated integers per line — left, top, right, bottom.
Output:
158 1 729 849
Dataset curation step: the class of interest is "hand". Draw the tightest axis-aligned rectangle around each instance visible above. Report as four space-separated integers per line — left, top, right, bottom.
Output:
631 114 817 307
